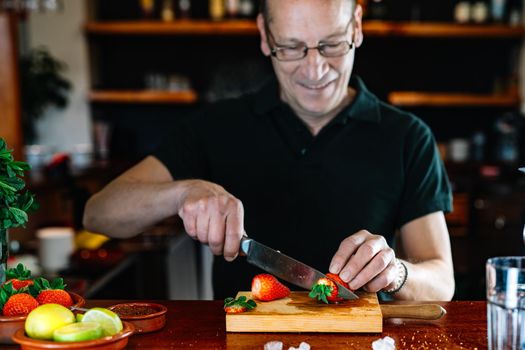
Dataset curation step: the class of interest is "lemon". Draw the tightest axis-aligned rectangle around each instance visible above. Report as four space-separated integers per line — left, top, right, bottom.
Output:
81 308 123 336
25 304 75 340
53 322 103 342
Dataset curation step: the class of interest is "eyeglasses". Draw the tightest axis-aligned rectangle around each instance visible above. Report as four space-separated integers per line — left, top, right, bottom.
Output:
266 18 355 62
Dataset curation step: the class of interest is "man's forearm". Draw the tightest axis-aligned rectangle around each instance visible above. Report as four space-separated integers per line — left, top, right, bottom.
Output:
83 180 187 238
393 258 455 301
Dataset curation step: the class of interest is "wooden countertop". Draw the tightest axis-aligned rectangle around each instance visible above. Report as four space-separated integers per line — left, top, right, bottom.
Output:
6 300 485 349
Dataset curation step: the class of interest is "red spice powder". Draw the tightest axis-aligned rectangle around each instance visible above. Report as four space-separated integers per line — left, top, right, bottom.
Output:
112 304 158 317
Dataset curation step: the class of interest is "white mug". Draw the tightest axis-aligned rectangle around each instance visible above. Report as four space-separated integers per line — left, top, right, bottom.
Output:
36 227 75 274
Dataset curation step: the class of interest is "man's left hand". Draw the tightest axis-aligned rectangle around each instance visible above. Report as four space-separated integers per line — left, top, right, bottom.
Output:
329 230 398 292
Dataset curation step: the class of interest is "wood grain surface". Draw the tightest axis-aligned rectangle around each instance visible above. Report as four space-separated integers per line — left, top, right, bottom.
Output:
2 300 489 349
226 291 382 333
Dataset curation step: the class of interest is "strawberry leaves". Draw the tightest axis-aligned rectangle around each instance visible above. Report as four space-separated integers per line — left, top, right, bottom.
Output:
224 296 257 313
309 283 334 304
29 277 66 297
6 263 32 280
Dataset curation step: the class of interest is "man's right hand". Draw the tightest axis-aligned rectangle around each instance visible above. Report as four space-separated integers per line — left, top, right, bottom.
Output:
177 179 244 261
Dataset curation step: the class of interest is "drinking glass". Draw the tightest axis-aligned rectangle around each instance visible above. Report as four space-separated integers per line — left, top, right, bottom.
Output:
486 257 525 350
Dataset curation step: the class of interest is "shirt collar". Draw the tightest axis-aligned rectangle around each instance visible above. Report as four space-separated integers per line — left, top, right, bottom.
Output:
253 75 382 124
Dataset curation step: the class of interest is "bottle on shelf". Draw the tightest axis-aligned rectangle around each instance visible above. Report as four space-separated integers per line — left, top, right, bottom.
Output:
239 0 255 18
139 0 155 19
490 0 507 22
161 0 175 22
507 0 522 25
225 0 240 18
471 1 489 23
209 0 225 20
493 113 520 163
178 0 191 19
454 0 472 23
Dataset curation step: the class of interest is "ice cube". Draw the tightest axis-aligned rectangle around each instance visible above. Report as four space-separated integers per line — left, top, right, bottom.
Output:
372 336 396 350
264 341 283 350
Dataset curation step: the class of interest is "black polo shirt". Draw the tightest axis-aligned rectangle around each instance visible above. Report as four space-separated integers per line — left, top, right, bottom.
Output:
154 75 452 299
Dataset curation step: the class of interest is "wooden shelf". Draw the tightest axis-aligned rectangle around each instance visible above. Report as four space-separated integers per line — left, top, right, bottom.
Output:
364 21 525 38
85 20 525 38
89 90 198 104
388 91 520 107
85 20 258 36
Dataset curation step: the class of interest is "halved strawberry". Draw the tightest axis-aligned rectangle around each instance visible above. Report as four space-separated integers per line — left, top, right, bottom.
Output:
251 274 290 301
224 296 256 314
0 282 39 316
4 263 33 290
326 273 350 290
309 277 342 304
29 277 73 307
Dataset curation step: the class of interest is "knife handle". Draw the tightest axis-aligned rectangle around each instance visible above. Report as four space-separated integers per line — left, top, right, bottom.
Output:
238 233 249 257
380 304 446 320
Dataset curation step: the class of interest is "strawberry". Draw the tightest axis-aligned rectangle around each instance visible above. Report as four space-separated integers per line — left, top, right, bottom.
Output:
224 296 256 314
309 277 342 304
30 277 73 307
4 263 33 290
0 282 39 316
2 293 39 316
326 272 350 290
251 274 290 301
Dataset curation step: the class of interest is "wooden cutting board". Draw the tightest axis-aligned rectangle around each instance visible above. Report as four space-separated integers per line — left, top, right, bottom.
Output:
226 291 382 333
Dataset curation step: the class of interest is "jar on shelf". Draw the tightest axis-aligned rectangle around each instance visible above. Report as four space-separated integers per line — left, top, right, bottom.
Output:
210 0 225 20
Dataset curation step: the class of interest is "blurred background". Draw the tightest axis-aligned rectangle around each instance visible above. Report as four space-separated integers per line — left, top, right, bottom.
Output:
1 0 525 301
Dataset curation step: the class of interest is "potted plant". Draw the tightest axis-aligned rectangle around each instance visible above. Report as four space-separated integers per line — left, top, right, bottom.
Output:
19 47 71 144
0 138 38 283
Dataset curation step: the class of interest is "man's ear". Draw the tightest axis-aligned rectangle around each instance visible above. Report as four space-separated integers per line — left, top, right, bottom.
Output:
353 4 364 48
256 13 272 57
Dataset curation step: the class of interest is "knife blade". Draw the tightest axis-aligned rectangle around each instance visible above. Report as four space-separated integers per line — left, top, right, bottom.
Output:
519 167 525 173
240 236 358 300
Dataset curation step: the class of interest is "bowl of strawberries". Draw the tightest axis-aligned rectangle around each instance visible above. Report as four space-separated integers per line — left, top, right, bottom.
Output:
0 264 85 344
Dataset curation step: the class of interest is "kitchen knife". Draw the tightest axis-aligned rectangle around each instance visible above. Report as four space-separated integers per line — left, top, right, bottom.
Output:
239 236 359 300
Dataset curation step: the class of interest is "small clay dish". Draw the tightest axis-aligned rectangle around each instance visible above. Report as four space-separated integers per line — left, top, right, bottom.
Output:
108 303 167 334
0 292 85 344
11 321 134 350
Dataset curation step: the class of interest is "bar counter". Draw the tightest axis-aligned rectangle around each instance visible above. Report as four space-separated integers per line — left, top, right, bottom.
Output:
5 300 487 349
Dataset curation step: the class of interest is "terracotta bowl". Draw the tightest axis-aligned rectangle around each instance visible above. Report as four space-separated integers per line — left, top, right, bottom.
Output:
11 321 134 350
0 292 85 344
108 303 167 334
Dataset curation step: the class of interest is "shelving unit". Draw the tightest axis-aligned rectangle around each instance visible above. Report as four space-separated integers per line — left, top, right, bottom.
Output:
85 19 525 38
388 91 520 107
85 19 258 36
89 90 198 104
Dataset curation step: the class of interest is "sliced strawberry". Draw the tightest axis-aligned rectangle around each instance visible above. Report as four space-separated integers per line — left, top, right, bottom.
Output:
251 274 290 301
4 263 33 290
309 277 342 304
223 296 256 314
326 272 350 290
7 279 34 290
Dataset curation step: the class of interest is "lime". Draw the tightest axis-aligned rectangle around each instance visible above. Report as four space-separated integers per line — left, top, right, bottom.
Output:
76 313 84 322
81 308 123 336
25 304 75 340
53 322 103 342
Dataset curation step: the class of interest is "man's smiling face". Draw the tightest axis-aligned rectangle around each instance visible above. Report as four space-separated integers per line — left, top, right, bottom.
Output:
258 0 363 120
